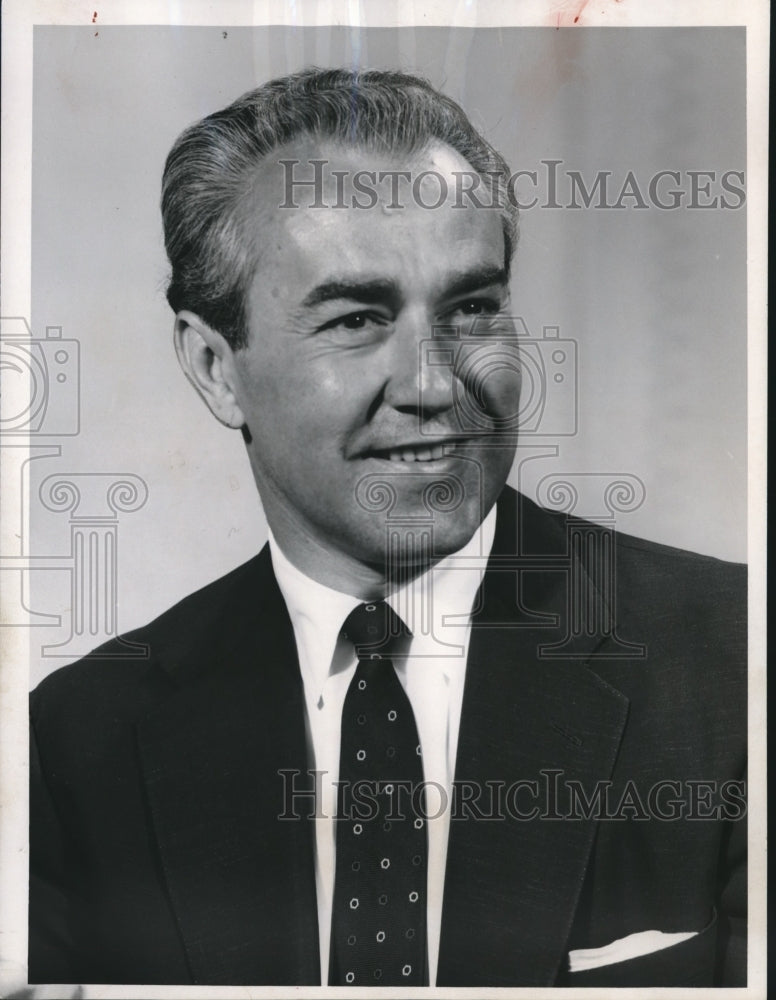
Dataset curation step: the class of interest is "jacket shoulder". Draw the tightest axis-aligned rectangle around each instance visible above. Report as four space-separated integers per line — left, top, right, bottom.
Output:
508 490 746 653
31 548 271 720
613 525 745 571
610 526 746 610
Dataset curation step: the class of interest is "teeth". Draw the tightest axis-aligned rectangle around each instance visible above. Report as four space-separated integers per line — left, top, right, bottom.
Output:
382 443 452 463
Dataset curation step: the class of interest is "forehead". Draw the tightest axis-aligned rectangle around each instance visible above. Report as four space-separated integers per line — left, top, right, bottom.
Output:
247 134 485 207
241 137 506 300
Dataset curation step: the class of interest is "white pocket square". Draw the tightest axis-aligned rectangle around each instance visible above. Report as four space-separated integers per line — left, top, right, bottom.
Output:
568 929 699 972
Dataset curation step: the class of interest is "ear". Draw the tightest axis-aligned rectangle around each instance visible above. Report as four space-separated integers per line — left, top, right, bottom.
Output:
174 311 246 429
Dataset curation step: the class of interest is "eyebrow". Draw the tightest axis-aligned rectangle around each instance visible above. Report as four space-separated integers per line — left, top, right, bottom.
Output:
442 264 509 300
301 278 398 309
300 264 508 311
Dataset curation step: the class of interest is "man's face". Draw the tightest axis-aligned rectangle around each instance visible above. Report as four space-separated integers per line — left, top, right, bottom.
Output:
226 138 520 584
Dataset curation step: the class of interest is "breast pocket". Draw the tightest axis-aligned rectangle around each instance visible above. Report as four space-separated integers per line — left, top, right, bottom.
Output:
564 910 718 988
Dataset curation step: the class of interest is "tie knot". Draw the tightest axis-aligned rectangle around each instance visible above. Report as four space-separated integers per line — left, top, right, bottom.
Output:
341 602 411 659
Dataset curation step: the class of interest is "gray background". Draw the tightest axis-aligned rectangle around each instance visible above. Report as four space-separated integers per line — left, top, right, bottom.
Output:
29 25 747 681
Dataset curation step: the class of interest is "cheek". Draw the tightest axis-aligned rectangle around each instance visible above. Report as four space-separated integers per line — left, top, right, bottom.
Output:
484 363 522 417
313 365 348 398
458 344 522 420
241 357 352 438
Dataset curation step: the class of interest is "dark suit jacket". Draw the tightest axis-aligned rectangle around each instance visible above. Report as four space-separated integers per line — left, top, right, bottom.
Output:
29 489 746 987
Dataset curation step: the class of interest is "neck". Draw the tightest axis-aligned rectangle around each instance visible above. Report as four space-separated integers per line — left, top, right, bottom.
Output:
262 500 439 601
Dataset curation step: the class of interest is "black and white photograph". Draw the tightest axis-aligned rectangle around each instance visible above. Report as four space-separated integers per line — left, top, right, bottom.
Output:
0 1 767 996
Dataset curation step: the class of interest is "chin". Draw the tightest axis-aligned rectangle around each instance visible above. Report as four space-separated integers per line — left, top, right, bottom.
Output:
358 508 483 579
429 514 483 557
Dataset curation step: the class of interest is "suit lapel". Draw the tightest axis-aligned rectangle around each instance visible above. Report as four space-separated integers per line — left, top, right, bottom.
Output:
133 492 629 986
135 551 320 985
438 492 630 986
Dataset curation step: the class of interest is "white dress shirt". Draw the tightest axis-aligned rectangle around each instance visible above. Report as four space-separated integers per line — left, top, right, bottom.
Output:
268 508 496 986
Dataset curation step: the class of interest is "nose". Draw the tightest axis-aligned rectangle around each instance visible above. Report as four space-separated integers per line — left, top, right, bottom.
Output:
382 308 457 419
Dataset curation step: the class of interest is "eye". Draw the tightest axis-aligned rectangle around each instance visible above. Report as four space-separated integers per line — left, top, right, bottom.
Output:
340 312 370 329
319 310 388 333
451 298 502 318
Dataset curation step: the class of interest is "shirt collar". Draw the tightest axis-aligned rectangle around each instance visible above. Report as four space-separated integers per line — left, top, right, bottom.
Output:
269 506 497 697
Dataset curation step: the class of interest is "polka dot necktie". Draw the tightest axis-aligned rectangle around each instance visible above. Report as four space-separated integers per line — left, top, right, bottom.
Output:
329 601 428 987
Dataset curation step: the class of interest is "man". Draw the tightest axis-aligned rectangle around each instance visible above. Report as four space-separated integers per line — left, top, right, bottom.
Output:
29 68 746 988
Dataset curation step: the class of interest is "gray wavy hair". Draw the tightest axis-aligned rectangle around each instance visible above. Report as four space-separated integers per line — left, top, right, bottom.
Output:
162 67 517 349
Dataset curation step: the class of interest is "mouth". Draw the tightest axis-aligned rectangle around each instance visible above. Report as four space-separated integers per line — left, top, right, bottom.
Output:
362 439 468 463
